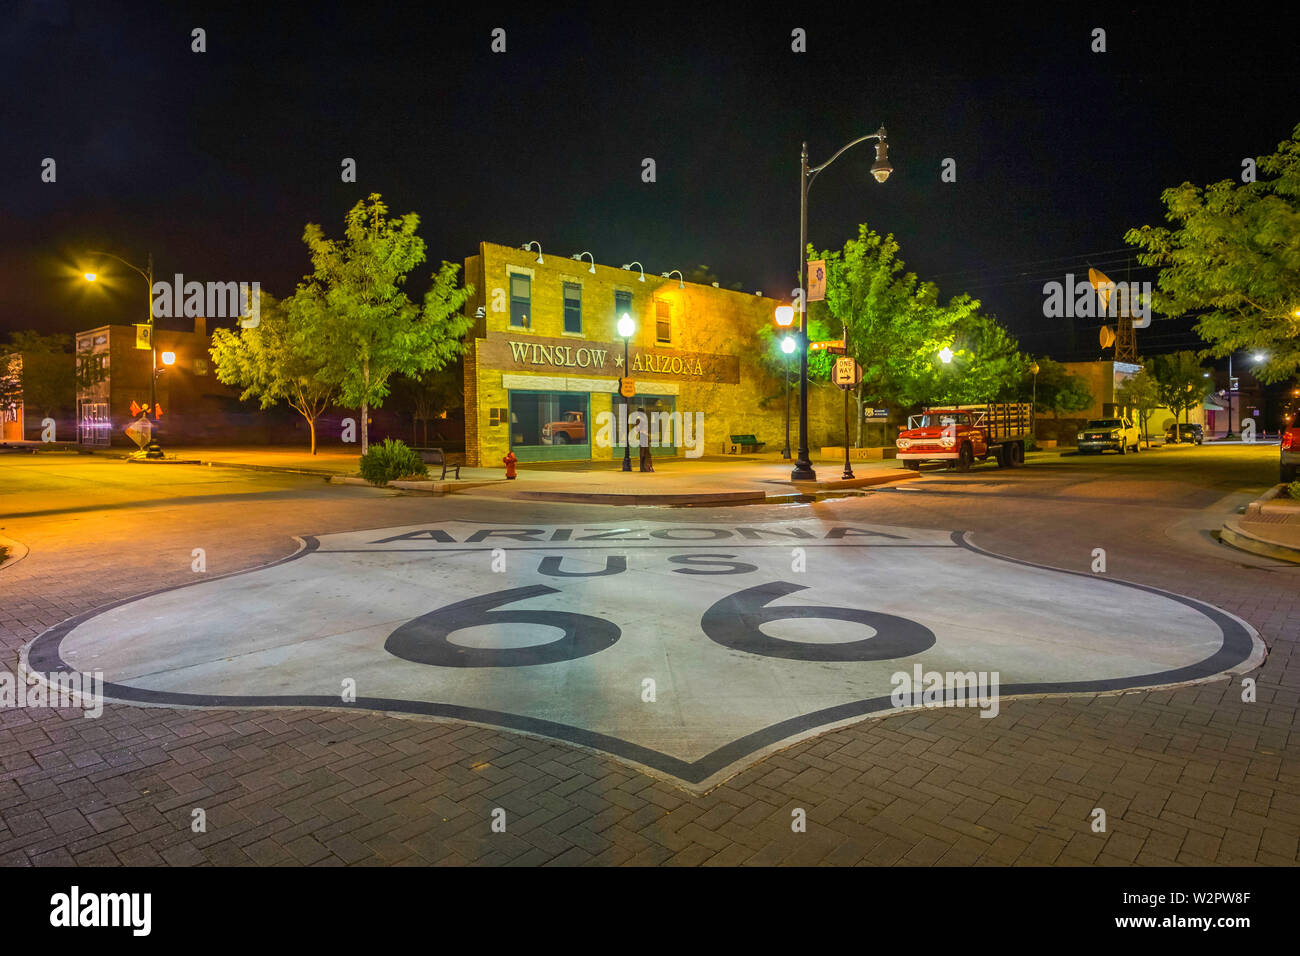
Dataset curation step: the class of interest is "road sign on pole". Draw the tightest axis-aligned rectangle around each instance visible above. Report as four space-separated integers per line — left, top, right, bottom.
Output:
619 378 636 398
832 356 862 389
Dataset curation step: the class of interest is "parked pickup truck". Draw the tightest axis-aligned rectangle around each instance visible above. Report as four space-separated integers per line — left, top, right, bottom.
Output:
895 403 1031 472
1077 417 1141 455
541 410 586 445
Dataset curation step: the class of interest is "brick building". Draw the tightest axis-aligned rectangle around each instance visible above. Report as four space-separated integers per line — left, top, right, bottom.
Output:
460 242 841 466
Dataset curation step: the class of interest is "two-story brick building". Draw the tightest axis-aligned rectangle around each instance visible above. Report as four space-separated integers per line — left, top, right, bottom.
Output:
460 242 842 466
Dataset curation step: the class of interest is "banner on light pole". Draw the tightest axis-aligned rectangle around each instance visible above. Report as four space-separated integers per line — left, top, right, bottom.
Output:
807 260 826 302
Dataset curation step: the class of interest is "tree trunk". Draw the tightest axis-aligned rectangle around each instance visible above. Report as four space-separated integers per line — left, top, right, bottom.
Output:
361 356 370 454
309 417 317 455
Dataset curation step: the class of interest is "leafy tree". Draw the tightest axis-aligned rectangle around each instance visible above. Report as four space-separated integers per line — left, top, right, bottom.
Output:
1125 123 1300 383
390 364 462 446
802 225 1024 440
1115 367 1162 446
1150 350 1212 436
1031 357 1093 416
287 193 474 453
3 330 72 354
210 291 337 454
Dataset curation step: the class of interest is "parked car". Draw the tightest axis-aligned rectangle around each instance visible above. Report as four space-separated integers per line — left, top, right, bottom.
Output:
1077 417 1141 454
1165 422 1204 444
1282 422 1299 482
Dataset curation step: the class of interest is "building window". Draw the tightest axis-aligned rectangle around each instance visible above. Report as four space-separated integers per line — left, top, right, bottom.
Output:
563 282 582 334
510 273 531 328
656 301 672 344
509 391 590 454
614 290 633 330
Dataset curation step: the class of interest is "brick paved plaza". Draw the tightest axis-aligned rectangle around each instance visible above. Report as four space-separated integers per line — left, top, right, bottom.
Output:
2 446 1296 867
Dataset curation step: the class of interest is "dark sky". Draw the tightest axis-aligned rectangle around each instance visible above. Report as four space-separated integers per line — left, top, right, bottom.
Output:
3 0 1297 367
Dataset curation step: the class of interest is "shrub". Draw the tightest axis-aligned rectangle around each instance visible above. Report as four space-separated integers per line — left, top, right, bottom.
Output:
1288 480 1300 500
359 438 428 485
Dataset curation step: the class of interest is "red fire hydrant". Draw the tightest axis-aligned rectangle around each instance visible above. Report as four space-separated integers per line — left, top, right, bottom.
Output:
503 451 517 479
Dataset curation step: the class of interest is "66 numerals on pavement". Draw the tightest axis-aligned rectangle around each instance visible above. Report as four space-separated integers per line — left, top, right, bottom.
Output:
384 581 936 667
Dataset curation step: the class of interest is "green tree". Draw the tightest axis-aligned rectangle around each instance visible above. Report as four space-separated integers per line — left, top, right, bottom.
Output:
1031 357 1093 416
1150 350 1212 437
288 193 473 453
390 364 462 446
3 330 72 354
1125 123 1300 383
210 291 338 454
1115 367 1162 447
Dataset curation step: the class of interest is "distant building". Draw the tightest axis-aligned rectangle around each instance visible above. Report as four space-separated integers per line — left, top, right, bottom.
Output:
0 349 75 442
1045 360 1208 440
74 319 248 446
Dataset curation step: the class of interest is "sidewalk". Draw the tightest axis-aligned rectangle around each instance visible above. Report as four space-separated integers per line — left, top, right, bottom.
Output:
1221 484 1300 563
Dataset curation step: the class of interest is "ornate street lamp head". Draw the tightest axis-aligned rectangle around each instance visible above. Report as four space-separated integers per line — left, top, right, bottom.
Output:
870 137 892 183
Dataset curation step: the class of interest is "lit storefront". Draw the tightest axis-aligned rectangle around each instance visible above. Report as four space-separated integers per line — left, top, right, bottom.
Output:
460 242 840 466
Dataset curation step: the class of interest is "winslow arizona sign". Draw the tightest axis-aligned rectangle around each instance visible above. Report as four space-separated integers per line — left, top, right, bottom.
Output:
24 519 1262 792
477 331 740 383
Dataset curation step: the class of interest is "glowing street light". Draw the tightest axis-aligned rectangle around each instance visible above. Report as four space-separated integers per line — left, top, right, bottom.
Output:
939 346 954 364
160 351 176 366
83 273 97 281
618 313 635 472
774 305 794 328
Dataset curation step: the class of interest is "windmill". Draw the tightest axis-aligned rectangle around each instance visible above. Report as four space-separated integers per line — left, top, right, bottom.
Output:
1089 266 1137 363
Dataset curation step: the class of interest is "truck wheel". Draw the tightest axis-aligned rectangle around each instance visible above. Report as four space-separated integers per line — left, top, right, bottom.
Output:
1119 441 1127 455
903 461 920 471
957 443 973 472
1007 442 1024 467
994 448 1007 468
553 433 569 445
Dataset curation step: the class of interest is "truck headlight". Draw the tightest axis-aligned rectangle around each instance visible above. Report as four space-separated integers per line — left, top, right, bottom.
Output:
1077 432 1085 441
939 436 956 448
896 438 911 449
1109 430 1120 439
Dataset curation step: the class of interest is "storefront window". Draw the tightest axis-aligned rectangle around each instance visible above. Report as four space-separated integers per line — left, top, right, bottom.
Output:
509 390 590 461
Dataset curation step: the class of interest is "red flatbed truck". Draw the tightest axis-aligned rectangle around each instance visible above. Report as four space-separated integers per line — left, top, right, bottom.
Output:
894 402 1032 472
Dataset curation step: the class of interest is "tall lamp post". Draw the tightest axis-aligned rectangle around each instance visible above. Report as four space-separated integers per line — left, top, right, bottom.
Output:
84 251 165 455
1029 362 1040 440
793 126 892 480
618 313 635 471
775 306 795 459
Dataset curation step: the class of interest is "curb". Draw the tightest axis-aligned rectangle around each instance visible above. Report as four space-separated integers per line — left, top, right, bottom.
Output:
0 535 30 572
1220 522 1300 565
516 490 766 506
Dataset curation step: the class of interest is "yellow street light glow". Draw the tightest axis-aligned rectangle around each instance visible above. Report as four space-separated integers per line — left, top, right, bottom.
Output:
939 346 954 364
774 305 794 327
160 351 176 365
84 273 97 281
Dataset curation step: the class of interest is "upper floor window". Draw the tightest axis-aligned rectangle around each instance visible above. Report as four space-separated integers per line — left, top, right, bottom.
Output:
510 273 531 328
563 282 582 334
655 300 672 344
614 290 633 332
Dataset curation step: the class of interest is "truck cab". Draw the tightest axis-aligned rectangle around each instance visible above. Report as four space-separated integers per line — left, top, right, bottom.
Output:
542 410 586 445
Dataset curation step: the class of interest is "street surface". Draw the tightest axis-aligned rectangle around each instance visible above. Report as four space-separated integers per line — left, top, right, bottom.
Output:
2 444 1297 865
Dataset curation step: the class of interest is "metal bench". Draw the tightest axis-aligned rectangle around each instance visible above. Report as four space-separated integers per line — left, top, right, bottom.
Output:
414 447 461 480
728 434 766 454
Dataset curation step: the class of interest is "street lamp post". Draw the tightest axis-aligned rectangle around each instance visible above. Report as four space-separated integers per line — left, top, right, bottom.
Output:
775 306 795 460
618 313 635 472
85 251 164 455
1029 362 1040 440
793 126 892 481
781 335 796 459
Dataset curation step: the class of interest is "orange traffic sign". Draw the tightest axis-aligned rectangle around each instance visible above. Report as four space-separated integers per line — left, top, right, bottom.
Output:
619 378 636 398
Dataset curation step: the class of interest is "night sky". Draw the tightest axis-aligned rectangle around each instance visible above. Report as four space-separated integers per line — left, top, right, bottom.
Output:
3 0 1297 369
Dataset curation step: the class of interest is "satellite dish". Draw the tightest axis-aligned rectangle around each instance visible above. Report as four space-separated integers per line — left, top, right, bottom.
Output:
1099 325 1116 348
1089 267 1117 314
